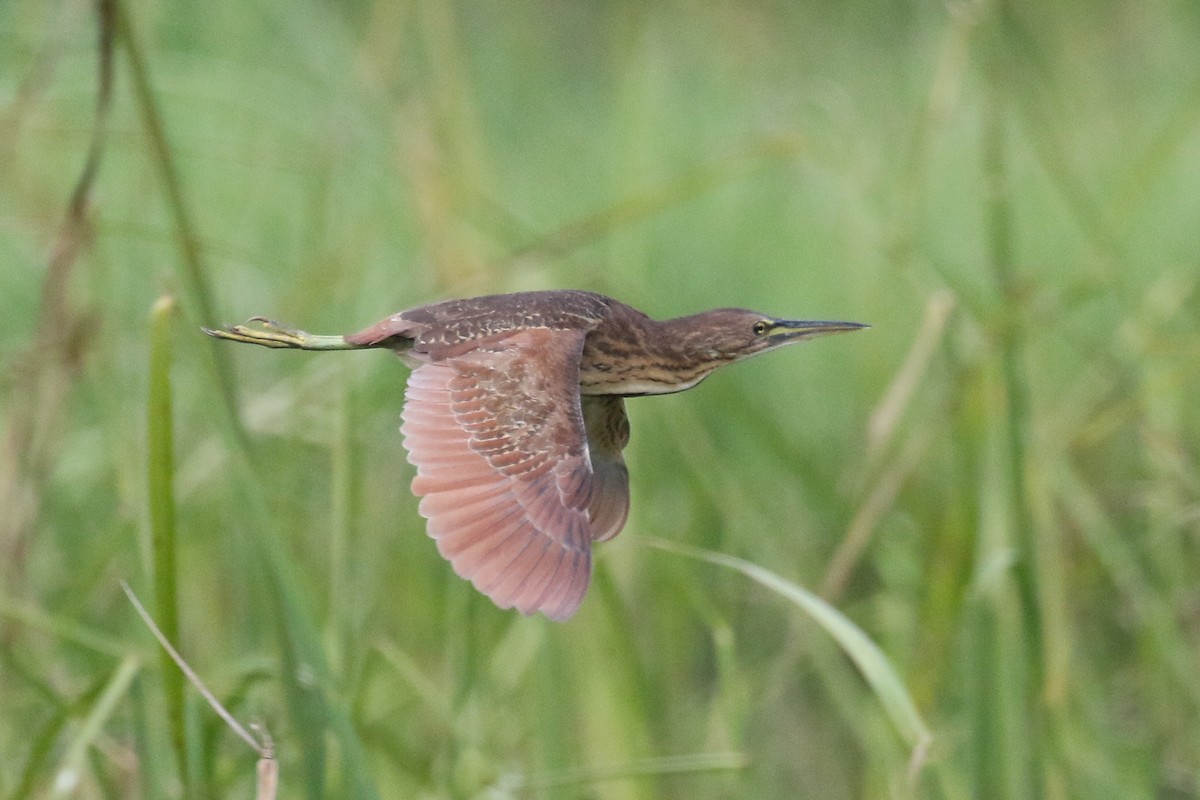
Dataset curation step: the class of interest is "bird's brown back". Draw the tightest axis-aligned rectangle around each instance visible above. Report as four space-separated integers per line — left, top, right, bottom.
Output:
402 291 613 355
345 290 618 361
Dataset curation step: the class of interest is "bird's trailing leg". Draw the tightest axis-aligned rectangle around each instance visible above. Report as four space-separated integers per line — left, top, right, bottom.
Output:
202 317 364 350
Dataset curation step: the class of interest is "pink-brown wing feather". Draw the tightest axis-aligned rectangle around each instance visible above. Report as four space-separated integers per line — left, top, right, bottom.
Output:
400 329 596 620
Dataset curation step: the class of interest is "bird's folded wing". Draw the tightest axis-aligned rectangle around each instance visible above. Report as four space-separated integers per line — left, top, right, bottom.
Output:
581 396 631 543
400 328 597 620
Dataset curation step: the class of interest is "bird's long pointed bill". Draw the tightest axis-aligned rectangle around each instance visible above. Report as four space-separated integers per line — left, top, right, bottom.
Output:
202 318 365 350
770 319 869 341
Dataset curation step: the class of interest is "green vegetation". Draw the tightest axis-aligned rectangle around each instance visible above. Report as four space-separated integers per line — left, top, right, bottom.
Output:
2 1 1198 797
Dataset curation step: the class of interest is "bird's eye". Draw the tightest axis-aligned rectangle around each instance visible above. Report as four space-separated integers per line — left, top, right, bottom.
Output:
752 320 770 336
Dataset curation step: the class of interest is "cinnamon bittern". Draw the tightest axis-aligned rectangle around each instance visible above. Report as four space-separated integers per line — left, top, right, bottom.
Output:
205 290 866 620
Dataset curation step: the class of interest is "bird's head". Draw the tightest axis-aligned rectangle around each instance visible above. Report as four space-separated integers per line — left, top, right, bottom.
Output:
674 308 868 364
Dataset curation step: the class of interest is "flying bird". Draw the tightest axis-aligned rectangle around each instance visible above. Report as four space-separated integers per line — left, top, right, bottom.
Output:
205 290 866 620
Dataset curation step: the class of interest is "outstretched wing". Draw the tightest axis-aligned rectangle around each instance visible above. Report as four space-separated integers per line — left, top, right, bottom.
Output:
400 328 600 620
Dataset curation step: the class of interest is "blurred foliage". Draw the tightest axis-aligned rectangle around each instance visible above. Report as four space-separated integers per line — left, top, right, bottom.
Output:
2 0 1199 797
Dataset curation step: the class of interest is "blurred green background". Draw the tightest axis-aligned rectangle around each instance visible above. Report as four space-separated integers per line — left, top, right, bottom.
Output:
3 0 1199 797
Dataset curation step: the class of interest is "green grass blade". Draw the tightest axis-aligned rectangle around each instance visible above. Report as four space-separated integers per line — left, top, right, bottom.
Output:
643 538 933 764
146 294 190 796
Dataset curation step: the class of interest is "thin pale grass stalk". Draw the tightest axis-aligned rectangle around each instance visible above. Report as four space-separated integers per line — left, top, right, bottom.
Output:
1026 463 1071 711
641 537 932 786
146 294 190 796
122 583 266 756
821 427 933 602
257 757 279 800
866 290 956 461
122 582 278 800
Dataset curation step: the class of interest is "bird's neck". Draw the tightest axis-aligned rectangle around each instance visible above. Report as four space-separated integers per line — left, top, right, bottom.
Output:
579 312 728 396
